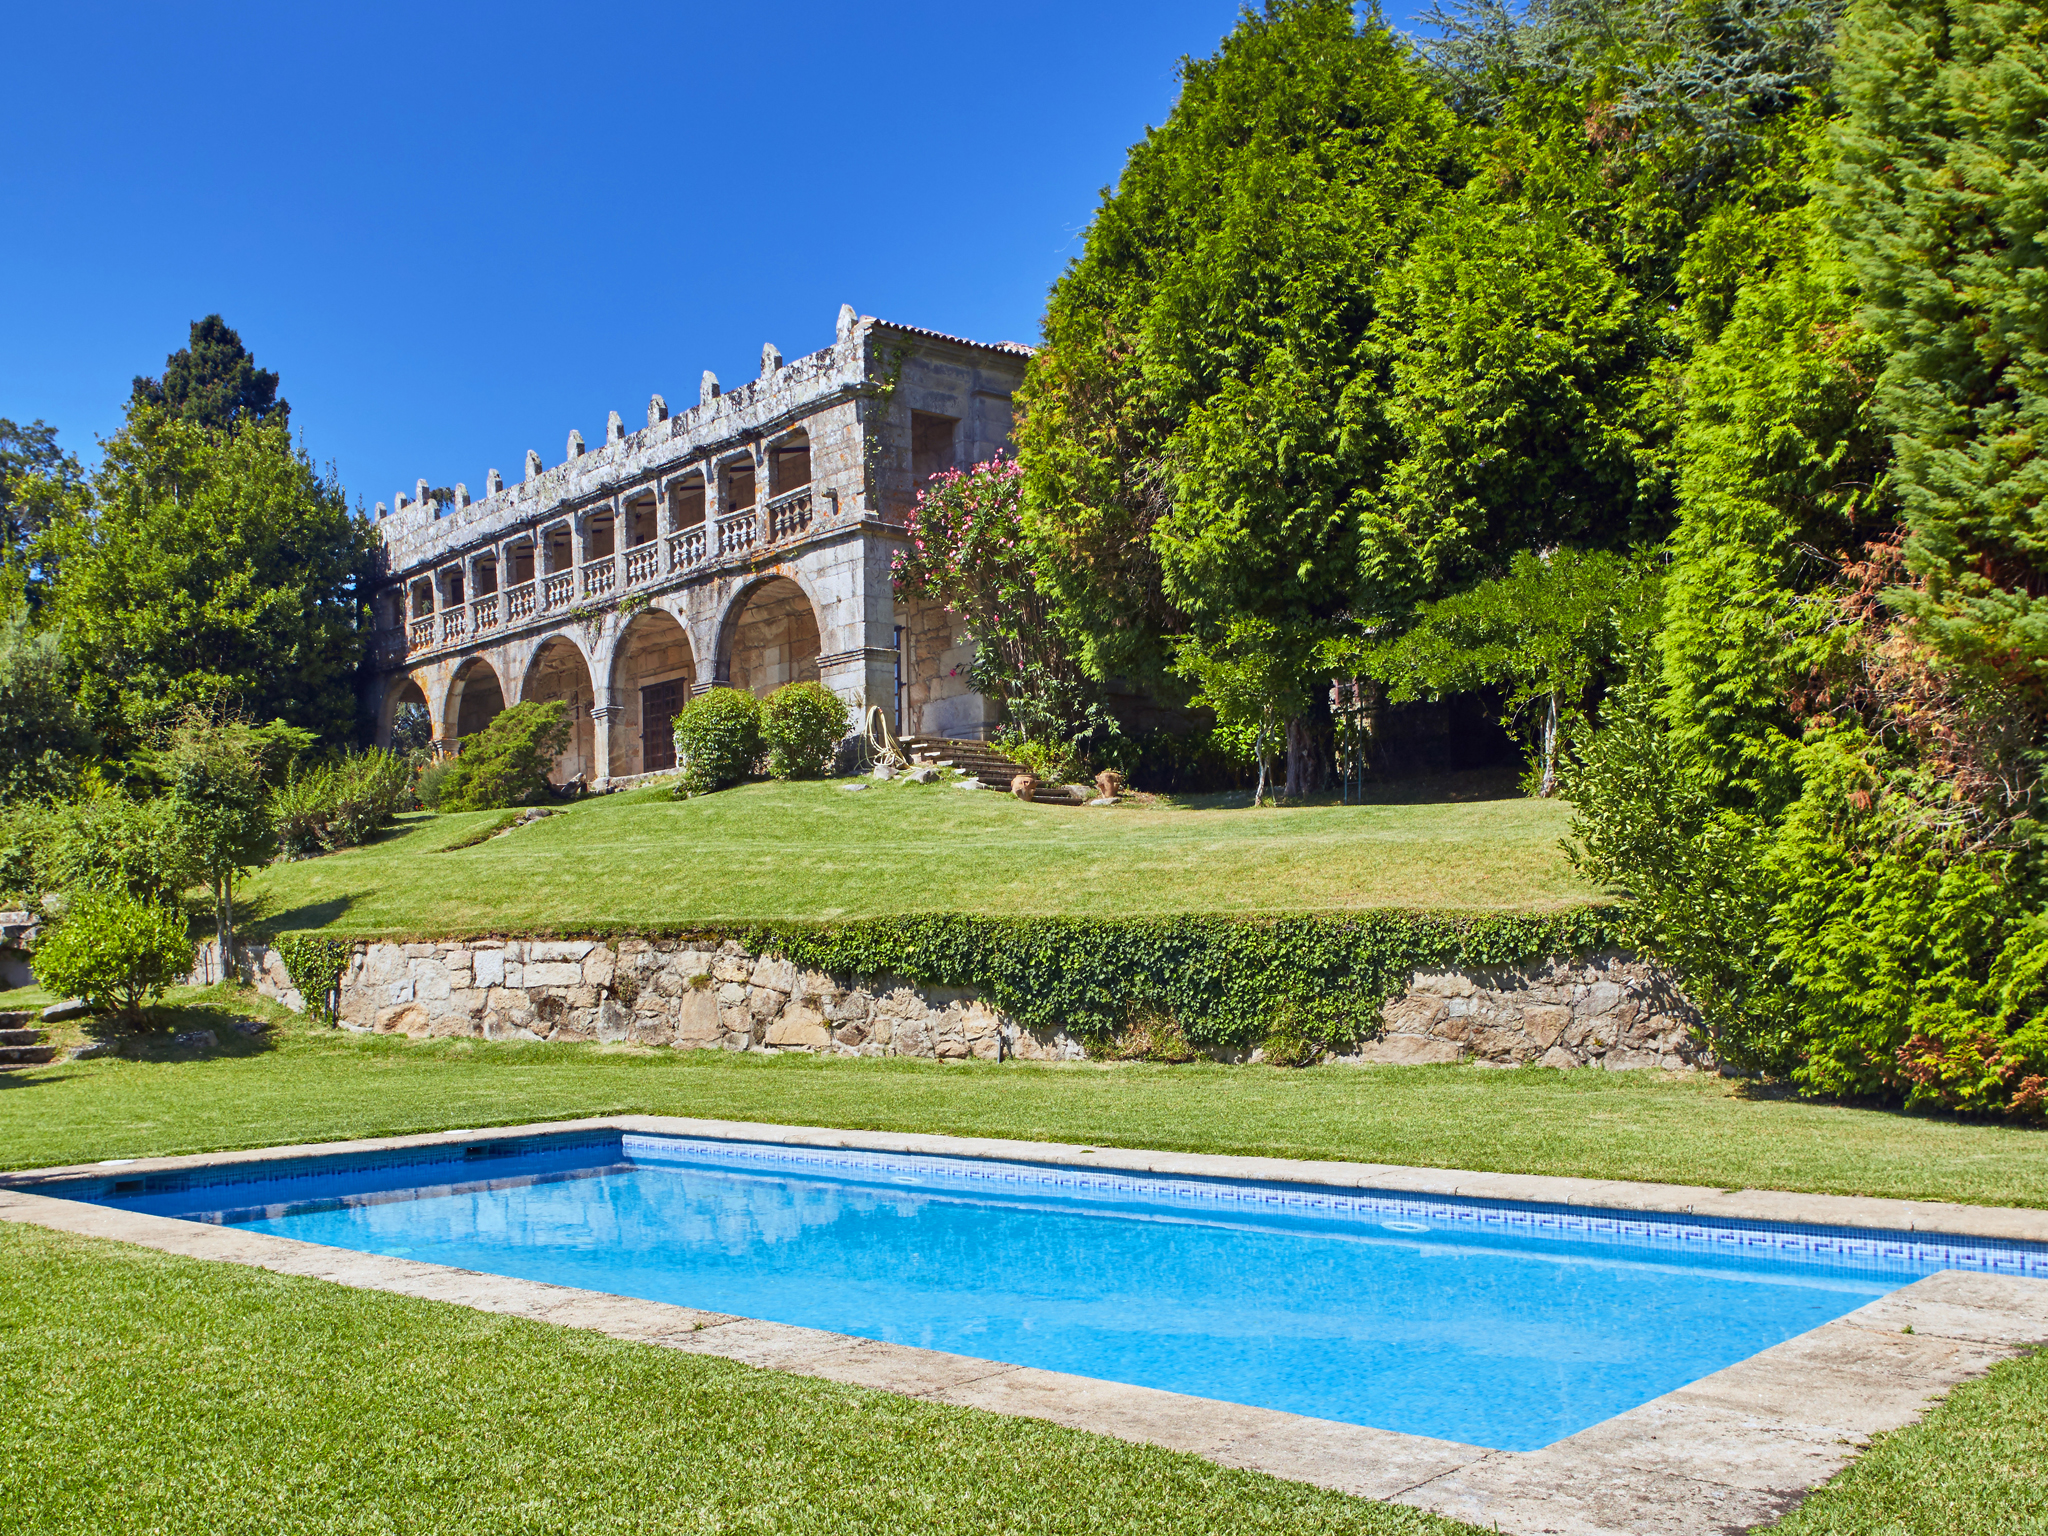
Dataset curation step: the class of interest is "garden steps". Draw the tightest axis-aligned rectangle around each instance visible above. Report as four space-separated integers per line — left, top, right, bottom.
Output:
0 1019 56 1067
900 736 1084 803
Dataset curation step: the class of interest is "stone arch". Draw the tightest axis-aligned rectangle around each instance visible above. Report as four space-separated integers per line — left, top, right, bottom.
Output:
445 656 507 741
607 607 697 777
377 673 431 750
521 634 598 784
716 574 823 698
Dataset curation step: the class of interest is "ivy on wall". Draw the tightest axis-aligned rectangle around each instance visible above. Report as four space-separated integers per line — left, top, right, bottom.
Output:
763 909 1620 1051
272 933 352 1021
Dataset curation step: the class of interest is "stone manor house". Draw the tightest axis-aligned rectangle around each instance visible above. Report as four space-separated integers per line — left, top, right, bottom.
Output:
367 306 1029 785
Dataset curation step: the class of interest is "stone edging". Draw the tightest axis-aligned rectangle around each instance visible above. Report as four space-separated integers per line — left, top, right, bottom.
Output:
5 1118 2045 1536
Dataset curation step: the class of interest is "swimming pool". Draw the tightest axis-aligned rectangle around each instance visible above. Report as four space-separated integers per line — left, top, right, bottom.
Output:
54 1131 2048 1452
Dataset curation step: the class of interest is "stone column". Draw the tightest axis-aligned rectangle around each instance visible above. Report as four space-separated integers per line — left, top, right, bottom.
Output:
590 695 620 784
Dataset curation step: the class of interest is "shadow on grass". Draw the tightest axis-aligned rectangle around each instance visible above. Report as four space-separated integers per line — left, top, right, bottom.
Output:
248 893 362 935
79 999 283 1063
1157 769 1528 813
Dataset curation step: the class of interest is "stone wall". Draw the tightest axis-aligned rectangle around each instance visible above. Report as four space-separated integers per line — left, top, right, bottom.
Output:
183 935 1705 1072
1349 953 1703 1071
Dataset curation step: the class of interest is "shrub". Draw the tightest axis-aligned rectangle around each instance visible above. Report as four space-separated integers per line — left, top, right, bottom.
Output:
415 757 458 810
15 793 198 905
439 703 570 811
31 888 195 1025
760 682 849 780
1003 735 1082 784
673 689 764 793
273 750 412 856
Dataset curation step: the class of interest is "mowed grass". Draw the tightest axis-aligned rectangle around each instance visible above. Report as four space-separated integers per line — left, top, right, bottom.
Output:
239 777 1602 937
0 1221 1469 1536
8 987 2048 1211
11 994 2048 1533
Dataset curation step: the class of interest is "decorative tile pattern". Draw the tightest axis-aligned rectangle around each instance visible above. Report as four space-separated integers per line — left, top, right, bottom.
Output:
30 1128 2048 1281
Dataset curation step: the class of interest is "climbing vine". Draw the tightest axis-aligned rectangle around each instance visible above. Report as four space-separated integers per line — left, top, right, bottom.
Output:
272 932 352 1022
762 909 1620 1051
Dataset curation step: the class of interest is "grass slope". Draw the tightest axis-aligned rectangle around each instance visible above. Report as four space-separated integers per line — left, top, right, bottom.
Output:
239 779 1601 937
0 1222 1467 1536
7 988 2047 1211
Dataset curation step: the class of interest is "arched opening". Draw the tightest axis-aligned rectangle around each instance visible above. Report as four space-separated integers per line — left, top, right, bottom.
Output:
448 656 506 740
521 637 596 785
768 429 810 497
609 609 696 776
724 576 821 698
382 675 431 753
667 470 707 569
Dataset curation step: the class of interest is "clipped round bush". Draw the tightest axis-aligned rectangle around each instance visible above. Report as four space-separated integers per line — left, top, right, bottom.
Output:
673 688 765 793
761 681 849 780
32 888 196 1026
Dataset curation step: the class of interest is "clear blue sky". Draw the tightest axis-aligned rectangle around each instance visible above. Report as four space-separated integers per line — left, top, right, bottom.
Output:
1 2 1431 511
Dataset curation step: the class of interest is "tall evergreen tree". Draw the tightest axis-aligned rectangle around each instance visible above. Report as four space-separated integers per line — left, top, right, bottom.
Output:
1829 0 2048 694
130 315 288 432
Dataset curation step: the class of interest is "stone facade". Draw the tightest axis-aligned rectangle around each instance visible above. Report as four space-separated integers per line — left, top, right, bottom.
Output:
370 307 1030 784
189 934 1705 1072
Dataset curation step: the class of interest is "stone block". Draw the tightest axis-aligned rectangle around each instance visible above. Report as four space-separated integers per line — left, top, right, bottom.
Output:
893 1019 932 1057
1411 971 1476 998
473 949 506 989
427 1013 480 1038
751 956 797 994
529 941 595 963
935 1038 969 1060
833 1020 869 1047
1521 1005 1571 1048
676 988 720 1044
1381 995 1449 1035
583 949 617 988
1355 1037 1465 1065
1538 1045 1580 1069
593 998 633 1043
518 962 577 987
1603 1047 1665 1071
376 1003 430 1036
765 1004 830 1049
712 955 752 984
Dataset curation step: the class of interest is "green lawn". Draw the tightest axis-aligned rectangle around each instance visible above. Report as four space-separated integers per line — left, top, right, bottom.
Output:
0 1221 1467 1535
8 986 2048 1208
10 988 2048 1532
238 778 1602 937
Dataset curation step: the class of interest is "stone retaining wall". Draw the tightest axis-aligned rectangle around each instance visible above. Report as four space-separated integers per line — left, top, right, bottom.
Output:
208 934 1705 1072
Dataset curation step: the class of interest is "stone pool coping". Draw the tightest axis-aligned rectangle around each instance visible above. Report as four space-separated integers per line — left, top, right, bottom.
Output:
6 1116 2048 1535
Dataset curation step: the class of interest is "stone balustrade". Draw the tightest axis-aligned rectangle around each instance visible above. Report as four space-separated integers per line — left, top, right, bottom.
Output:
506 581 537 621
583 557 617 598
624 544 659 586
472 592 500 632
716 511 757 557
768 489 813 542
541 571 574 610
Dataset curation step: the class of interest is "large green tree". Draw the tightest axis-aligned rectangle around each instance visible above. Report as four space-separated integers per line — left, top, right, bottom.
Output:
1018 0 1467 689
0 417 79 582
36 407 375 752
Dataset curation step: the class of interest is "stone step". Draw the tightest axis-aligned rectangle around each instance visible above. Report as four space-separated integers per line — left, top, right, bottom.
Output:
0 1028 44 1046
0 1010 33 1028
0 1044 57 1066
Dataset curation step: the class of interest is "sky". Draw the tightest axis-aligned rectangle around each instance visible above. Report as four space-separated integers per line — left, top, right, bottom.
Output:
1 2 1432 510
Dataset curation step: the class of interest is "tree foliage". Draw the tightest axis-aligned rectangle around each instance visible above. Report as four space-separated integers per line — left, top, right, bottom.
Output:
0 610 96 804
672 689 764 794
1018 0 1466 685
760 682 850 780
0 417 78 575
36 408 375 751
129 315 288 432
1170 619 1313 805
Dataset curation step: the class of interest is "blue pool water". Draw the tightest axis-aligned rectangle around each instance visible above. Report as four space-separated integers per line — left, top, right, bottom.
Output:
59 1133 2040 1451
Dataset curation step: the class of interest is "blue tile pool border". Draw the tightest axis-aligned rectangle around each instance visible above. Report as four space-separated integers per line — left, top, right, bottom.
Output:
21 1126 2048 1282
